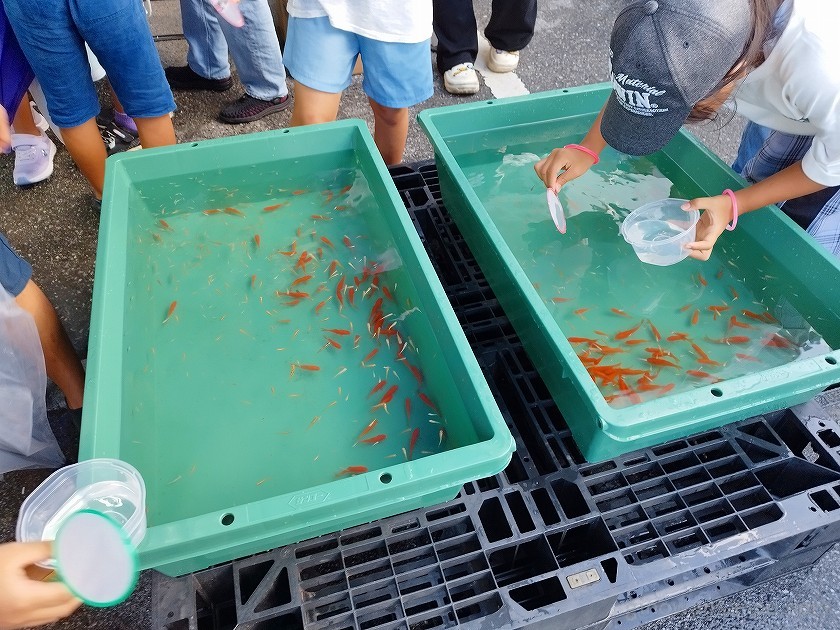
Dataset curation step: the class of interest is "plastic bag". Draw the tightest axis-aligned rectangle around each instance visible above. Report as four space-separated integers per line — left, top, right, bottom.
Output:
0 286 64 473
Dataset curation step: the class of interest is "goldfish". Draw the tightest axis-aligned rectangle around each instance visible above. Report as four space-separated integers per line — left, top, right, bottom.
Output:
408 428 420 460
645 357 680 368
336 466 368 476
615 320 644 340
263 203 286 212
163 300 177 324
552 297 572 303
159 219 173 231
362 348 379 364
224 206 244 216
706 335 750 344
574 308 589 318
372 384 398 411
610 308 630 317
361 434 386 445
343 235 354 249
418 392 438 413
686 369 713 379
367 381 386 398
691 309 700 326
291 275 313 287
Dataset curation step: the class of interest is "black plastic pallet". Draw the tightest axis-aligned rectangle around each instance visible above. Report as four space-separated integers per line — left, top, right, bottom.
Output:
152 161 840 630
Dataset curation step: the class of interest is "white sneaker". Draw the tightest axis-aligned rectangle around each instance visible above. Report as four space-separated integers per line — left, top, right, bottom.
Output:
11 132 56 186
487 48 520 73
443 62 479 95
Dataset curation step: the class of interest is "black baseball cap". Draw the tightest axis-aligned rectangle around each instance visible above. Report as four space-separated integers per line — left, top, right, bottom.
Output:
601 0 752 156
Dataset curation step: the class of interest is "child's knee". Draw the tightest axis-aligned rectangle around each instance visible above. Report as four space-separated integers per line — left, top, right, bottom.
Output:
371 104 407 126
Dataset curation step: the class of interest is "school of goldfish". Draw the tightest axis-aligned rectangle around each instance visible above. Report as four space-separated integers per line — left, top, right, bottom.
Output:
149 181 446 481
556 271 807 408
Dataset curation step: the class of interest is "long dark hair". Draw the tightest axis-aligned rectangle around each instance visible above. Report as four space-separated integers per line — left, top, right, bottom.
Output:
688 0 783 122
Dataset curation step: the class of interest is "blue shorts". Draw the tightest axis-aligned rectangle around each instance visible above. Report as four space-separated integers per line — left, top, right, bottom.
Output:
0 233 33 297
284 16 433 109
2 0 175 128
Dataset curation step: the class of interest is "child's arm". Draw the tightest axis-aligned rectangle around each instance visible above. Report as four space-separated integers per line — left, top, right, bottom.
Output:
0 541 81 630
534 104 608 192
0 106 10 152
682 162 827 261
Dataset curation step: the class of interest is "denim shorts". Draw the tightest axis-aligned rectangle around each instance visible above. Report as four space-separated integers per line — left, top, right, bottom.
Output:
0 233 32 297
284 16 433 109
2 0 175 127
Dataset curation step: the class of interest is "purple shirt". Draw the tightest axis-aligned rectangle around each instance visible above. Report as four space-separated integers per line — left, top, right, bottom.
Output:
0 1 34 115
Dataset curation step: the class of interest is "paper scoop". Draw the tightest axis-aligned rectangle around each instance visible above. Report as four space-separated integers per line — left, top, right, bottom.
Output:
547 189 566 234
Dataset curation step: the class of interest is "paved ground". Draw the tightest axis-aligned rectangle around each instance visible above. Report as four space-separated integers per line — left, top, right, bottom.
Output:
0 1 838 629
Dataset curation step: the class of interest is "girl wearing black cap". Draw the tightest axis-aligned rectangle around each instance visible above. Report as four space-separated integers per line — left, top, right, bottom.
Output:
534 0 840 261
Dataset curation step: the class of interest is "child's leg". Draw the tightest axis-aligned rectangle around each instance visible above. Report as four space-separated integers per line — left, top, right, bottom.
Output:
78 0 175 144
59 119 107 198
356 35 432 164
134 114 177 148
284 16 356 125
15 280 85 410
11 95 39 135
368 99 408 166
290 83 342 126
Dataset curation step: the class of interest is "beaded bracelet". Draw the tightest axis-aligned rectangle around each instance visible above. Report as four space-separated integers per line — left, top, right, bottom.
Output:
564 144 600 165
721 189 738 231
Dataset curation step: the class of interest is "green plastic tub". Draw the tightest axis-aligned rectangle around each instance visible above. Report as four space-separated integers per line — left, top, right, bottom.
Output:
82 120 514 576
418 84 840 462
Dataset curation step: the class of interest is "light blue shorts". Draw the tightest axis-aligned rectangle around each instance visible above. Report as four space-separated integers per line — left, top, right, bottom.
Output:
284 16 433 109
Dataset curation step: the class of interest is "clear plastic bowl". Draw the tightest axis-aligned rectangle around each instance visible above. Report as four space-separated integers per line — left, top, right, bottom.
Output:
620 198 700 266
16 459 147 566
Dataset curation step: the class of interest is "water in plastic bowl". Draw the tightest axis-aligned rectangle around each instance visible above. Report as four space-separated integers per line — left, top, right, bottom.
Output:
16 459 147 565
620 198 699 266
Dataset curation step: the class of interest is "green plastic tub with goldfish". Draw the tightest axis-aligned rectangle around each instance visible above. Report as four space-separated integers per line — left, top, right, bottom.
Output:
418 83 840 462
81 120 514 576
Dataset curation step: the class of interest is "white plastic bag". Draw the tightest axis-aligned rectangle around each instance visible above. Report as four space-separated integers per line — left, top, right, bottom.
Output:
0 286 64 472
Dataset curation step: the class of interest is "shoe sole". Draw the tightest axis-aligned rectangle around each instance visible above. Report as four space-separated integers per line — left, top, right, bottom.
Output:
169 81 233 92
13 140 56 186
218 99 292 124
444 83 480 95
486 59 519 73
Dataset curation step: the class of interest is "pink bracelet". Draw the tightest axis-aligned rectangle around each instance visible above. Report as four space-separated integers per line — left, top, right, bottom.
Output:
564 144 600 165
722 189 738 231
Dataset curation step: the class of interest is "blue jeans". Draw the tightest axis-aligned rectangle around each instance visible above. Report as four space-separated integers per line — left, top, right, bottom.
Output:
179 0 287 100
732 121 774 176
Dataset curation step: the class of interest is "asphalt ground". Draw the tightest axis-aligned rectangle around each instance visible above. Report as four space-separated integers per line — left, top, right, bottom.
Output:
0 1 838 628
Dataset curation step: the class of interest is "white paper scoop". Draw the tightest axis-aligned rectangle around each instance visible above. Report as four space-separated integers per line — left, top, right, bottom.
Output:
54 510 138 607
547 189 566 234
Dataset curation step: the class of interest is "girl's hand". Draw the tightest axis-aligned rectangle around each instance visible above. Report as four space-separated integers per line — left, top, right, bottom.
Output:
682 195 735 261
534 146 597 193
0 542 81 630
